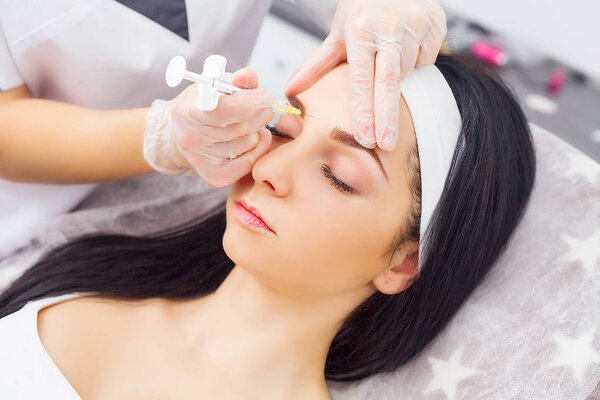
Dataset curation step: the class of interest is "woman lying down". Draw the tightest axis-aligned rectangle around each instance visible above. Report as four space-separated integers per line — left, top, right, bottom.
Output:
0 52 535 399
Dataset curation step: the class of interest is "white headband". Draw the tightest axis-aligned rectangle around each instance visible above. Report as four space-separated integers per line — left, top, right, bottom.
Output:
400 65 462 269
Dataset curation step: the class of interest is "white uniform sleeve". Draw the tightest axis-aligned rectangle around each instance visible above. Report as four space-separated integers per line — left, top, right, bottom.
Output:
289 0 338 34
0 21 24 92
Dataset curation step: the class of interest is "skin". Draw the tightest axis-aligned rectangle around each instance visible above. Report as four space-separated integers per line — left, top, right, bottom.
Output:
37 62 419 399
0 85 152 183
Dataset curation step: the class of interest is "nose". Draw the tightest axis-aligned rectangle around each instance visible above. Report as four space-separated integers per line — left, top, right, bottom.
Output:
251 142 295 197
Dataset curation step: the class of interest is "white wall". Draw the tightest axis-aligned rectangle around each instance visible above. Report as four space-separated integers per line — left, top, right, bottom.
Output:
247 13 321 98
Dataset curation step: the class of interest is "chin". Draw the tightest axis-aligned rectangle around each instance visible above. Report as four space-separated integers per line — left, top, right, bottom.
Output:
222 227 276 284
222 222 261 268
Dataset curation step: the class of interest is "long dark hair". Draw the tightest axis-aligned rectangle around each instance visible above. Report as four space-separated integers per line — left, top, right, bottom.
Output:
0 52 535 381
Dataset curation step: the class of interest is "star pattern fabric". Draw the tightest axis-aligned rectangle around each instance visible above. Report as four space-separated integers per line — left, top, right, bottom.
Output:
557 231 600 274
424 347 478 400
562 151 600 185
547 329 600 384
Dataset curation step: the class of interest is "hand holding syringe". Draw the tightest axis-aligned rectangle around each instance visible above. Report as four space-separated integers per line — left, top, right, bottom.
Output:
143 54 294 187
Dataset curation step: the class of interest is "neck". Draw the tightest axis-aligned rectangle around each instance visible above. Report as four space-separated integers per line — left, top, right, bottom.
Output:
175 265 369 399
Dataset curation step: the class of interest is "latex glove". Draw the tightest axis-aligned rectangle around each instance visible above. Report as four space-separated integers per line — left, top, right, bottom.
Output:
143 68 274 187
285 0 447 151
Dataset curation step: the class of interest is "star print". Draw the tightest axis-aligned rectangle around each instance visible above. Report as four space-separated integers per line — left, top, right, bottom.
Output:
557 231 600 274
547 329 600 383
424 346 478 400
561 151 600 185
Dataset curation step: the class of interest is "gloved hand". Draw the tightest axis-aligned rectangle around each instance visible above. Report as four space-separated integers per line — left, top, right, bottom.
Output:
143 68 274 187
285 0 447 151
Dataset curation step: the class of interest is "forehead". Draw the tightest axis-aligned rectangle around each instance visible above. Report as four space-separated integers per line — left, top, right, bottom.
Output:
294 62 417 187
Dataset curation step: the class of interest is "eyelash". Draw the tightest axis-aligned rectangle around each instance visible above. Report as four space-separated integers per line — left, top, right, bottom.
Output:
265 125 358 195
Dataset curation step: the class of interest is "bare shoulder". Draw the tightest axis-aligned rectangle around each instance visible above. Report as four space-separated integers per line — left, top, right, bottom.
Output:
38 296 172 337
38 294 173 353
37 295 174 396
38 294 171 342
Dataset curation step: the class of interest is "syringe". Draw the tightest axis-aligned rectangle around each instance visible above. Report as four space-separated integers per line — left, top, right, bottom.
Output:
165 56 301 116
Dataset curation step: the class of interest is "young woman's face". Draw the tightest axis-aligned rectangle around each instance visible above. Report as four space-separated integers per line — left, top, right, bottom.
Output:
224 62 417 298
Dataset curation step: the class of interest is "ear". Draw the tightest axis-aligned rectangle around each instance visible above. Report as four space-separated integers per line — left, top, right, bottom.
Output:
372 241 419 295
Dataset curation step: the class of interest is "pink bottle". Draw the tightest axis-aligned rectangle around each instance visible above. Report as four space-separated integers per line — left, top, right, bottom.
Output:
470 40 508 66
547 67 567 96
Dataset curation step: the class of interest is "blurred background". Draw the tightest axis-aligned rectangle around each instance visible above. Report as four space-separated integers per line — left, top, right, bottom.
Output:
248 0 600 162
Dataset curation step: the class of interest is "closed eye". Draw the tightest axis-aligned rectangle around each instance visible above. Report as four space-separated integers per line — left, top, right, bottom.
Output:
264 125 358 195
265 125 293 140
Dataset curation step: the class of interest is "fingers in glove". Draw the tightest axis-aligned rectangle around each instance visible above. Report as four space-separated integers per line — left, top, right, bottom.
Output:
374 42 402 151
206 129 263 160
232 67 259 90
198 127 273 188
347 41 378 149
193 108 274 142
187 87 275 128
415 19 445 65
399 42 419 79
285 36 347 97
415 4 447 65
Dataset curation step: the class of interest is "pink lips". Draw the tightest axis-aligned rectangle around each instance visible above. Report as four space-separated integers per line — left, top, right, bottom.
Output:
234 200 275 234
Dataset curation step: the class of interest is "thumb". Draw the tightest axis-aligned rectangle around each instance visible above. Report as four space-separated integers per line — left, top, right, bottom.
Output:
231 67 259 90
285 36 347 96
226 127 273 180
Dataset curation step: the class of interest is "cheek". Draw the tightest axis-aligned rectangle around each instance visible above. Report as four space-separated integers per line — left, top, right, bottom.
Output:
273 197 393 294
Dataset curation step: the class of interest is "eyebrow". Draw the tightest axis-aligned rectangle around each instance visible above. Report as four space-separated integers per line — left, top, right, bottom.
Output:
287 95 389 182
330 128 389 181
